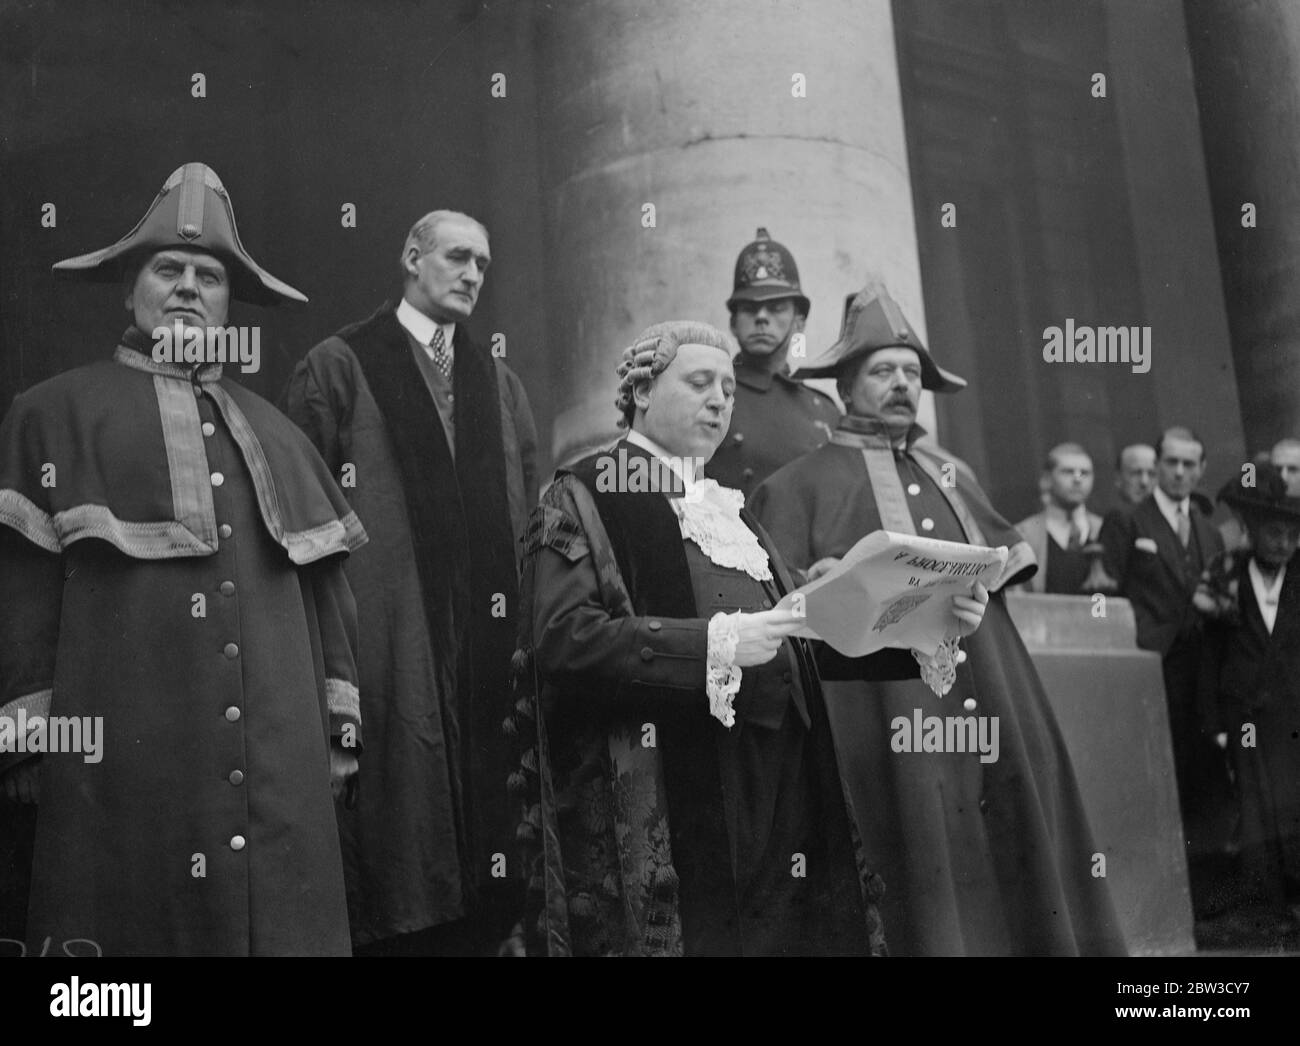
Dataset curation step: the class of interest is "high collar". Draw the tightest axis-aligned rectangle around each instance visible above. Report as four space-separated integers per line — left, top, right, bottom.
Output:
830 413 927 451
734 353 797 392
115 326 223 383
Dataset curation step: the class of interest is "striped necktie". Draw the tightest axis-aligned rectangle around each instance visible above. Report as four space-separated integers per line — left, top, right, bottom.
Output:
429 326 452 380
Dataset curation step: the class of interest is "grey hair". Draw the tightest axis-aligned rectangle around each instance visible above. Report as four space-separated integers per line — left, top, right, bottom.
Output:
399 210 488 277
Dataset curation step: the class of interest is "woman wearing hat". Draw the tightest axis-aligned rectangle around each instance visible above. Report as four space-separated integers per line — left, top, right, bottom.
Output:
1197 463 1300 932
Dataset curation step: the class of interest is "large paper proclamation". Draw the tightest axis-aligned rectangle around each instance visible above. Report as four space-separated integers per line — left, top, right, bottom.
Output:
775 530 1008 659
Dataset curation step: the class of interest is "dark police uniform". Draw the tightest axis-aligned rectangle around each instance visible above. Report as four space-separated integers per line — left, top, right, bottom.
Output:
707 357 840 496
709 227 839 496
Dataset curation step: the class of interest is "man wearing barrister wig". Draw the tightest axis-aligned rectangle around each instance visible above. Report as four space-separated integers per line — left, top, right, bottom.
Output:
1197 464 1300 932
509 320 990 956
751 287 1125 956
0 163 365 955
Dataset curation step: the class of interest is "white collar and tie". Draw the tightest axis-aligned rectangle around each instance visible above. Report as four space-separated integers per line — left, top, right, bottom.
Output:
1044 501 1090 550
396 298 455 377
1153 486 1192 547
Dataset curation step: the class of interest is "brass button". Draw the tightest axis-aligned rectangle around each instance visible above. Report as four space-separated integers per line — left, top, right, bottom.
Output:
210 472 224 487
219 581 235 597
963 697 977 712
224 705 241 722
218 524 232 539
733 433 745 444
202 421 216 437
921 518 935 532
640 647 654 662
648 620 662 632
907 483 921 496
230 835 246 851
228 769 244 786
223 643 239 659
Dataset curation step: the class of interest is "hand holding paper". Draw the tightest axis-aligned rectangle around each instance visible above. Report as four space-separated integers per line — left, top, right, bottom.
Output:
774 531 1006 694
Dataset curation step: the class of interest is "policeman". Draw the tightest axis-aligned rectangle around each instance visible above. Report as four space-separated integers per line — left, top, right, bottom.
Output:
706 227 841 496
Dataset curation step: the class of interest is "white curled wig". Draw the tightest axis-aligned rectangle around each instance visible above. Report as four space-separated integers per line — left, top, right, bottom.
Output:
615 320 737 429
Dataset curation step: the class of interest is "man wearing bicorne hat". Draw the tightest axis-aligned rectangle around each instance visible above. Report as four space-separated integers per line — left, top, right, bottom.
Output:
1197 464 1300 936
509 320 989 955
705 228 840 497
750 286 1126 955
0 163 366 955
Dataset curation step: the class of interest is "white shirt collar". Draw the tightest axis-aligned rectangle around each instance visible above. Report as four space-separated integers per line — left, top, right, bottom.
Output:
396 297 455 360
1152 485 1188 532
1248 557 1286 634
624 429 704 487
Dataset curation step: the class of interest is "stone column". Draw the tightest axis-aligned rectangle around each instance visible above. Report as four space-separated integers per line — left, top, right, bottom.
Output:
1186 1 1300 450
528 0 933 463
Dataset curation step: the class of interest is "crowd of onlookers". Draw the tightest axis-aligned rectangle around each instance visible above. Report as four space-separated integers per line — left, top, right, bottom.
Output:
1014 431 1300 944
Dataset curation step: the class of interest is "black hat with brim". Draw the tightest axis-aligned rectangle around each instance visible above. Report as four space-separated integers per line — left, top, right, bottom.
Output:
1217 462 1300 522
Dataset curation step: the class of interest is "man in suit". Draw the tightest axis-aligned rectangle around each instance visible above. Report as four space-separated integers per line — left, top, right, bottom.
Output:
1114 443 1157 511
1100 425 1229 914
284 210 538 955
1015 442 1104 594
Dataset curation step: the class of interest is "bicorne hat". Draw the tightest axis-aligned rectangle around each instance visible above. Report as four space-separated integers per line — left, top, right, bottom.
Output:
726 227 810 315
1217 462 1300 523
796 286 965 393
52 162 306 306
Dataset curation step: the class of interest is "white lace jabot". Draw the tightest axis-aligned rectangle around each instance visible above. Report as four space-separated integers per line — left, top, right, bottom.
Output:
622 431 773 582
672 480 774 582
